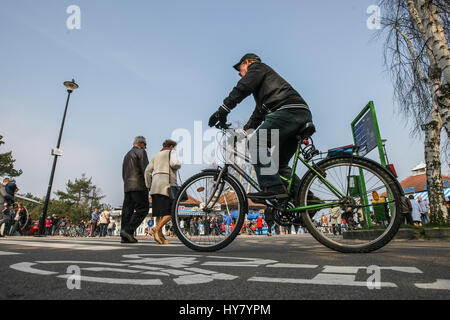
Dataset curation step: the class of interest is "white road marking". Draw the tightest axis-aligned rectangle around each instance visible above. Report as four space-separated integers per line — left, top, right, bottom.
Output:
56 274 163 285
248 273 397 288
322 266 363 274
0 251 22 256
185 268 219 274
81 267 141 274
0 240 129 251
322 266 423 274
141 271 171 276
36 261 129 267
129 265 164 271
10 262 58 275
381 267 423 274
7 238 184 247
173 272 238 285
6 253 432 290
267 263 318 269
414 279 450 290
203 256 277 267
122 257 199 268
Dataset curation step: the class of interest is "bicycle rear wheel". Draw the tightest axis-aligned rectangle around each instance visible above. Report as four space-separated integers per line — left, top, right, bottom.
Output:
171 172 246 252
297 155 403 253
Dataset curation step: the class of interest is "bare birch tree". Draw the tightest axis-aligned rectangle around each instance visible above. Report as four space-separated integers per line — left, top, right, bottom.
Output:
379 0 449 223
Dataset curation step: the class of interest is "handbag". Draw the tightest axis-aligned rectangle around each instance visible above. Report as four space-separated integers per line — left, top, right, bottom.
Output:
168 150 188 202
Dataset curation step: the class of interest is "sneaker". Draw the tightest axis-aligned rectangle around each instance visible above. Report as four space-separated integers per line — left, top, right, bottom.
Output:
248 185 288 200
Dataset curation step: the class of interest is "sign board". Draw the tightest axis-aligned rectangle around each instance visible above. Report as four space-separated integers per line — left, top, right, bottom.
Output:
51 148 63 156
352 110 377 156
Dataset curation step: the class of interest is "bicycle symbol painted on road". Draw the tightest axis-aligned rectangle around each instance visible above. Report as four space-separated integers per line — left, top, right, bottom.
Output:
9 254 450 290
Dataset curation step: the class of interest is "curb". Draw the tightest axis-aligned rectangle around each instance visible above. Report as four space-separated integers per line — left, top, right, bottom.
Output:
343 228 450 240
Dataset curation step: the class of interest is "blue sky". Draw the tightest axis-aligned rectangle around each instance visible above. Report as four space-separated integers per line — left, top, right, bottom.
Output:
1 0 445 207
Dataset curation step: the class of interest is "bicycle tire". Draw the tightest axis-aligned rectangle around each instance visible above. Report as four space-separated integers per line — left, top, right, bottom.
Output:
297 155 403 253
171 171 247 252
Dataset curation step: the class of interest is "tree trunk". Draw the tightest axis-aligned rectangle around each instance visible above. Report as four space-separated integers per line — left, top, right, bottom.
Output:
408 0 450 139
415 0 450 87
424 82 448 223
435 88 450 139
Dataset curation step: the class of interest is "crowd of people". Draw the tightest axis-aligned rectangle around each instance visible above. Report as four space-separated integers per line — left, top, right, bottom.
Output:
39 208 117 237
0 177 27 237
3 131 450 241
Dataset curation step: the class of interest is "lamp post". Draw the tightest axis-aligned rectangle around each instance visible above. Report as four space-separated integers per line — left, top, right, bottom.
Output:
37 79 79 236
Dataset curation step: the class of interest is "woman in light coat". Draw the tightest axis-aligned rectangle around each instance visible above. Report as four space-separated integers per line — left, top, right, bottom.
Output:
410 195 423 227
145 139 181 244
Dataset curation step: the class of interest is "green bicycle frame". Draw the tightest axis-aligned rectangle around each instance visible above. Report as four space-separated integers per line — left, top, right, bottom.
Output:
226 131 347 214
282 146 345 213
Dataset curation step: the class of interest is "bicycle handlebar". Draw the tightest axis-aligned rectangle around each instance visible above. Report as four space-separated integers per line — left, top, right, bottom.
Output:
215 121 232 130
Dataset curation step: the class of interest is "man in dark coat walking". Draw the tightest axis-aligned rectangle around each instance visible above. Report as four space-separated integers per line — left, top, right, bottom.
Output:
121 136 150 243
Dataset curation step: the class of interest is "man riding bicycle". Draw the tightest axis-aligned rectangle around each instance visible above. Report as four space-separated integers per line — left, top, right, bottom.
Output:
208 53 313 201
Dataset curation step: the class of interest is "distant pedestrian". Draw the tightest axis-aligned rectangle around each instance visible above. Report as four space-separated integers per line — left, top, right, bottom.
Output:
417 196 430 225
10 203 28 235
51 214 59 235
107 220 116 237
90 208 100 237
99 208 111 237
410 195 422 227
372 191 388 226
45 217 53 235
145 139 181 245
189 218 195 236
0 203 10 237
329 206 342 235
264 208 274 236
179 219 185 234
401 196 413 225
58 216 68 235
224 214 232 235
256 215 263 235
0 179 13 206
121 136 150 244
5 178 18 205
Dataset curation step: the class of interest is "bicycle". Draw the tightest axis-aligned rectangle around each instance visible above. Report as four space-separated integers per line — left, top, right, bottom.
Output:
171 121 404 253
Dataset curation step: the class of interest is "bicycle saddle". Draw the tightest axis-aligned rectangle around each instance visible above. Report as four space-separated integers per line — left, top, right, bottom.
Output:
296 122 316 140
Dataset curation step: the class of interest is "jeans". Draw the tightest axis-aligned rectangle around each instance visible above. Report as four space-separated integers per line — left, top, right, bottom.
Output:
90 222 98 237
421 213 430 224
121 191 150 235
99 224 108 236
249 108 312 188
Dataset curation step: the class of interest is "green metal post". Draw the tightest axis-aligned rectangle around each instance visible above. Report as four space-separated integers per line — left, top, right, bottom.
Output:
351 102 372 227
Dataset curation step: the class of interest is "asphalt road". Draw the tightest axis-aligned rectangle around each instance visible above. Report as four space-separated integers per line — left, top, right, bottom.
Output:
0 234 449 302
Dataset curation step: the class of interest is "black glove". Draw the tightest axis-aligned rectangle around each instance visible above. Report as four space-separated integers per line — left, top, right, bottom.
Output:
208 105 230 127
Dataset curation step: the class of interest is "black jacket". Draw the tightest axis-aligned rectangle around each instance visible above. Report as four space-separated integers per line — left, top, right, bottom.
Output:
0 185 13 205
122 146 149 193
223 62 309 130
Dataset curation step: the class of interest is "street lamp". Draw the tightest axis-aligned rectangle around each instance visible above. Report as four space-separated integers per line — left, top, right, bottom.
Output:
37 79 79 236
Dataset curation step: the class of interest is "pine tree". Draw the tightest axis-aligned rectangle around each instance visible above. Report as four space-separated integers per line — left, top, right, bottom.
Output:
0 134 22 177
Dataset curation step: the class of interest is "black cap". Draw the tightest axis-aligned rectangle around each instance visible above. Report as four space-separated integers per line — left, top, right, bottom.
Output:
233 53 261 71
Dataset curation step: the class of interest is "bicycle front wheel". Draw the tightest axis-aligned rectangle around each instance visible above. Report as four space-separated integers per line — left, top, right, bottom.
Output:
298 155 403 253
171 172 247 252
